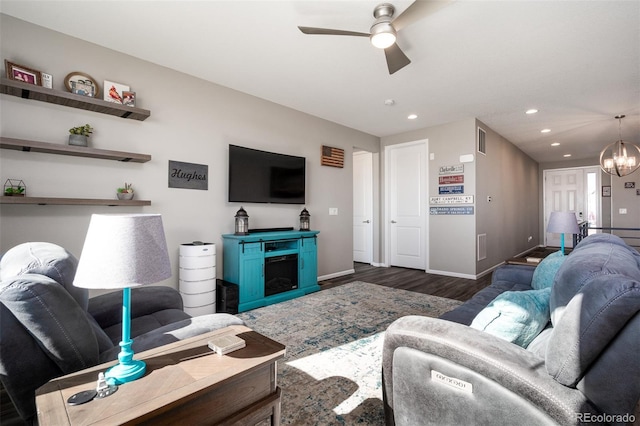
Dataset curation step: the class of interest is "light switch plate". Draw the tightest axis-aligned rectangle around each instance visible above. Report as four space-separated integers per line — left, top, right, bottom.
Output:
329 208 338 216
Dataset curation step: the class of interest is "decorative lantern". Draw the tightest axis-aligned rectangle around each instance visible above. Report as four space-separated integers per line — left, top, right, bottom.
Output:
299 208 310 231
234 207 249 235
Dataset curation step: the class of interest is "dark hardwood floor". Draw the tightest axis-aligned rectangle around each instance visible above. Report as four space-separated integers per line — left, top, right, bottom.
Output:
319 262 493 302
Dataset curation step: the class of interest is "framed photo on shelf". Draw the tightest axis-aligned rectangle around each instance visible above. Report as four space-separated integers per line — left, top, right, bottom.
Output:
104 80 130 104
602 185 611 197
122 91 136 107
5 60 42 86
64 72 99 97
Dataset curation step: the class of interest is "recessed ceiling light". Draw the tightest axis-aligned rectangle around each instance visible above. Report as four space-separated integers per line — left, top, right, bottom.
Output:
541 129 551 133
563 154 572 157
525 109 538 115
551 142 560 146
407 114 418 120
384 99 395 106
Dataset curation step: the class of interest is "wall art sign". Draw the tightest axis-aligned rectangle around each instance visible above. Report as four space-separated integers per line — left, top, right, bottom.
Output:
321 145 344 168
430 206 475 215
439 185 464 194
169 160 208 190
439 165 464 175
439 175 464 185
430 195 474 205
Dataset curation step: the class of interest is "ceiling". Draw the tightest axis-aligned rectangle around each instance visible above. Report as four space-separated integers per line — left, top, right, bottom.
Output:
2 1 639 164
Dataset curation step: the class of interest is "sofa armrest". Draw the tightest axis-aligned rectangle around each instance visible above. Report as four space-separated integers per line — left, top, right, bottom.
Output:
491 263 536 286
383 316 599 426
88 286 184 329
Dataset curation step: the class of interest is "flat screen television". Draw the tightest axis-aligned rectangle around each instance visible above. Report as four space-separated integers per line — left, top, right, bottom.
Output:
228 144 306 204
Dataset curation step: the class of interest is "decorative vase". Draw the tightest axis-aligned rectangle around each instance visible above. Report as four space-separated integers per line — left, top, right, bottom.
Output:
68 134 88 147
117 192 134 200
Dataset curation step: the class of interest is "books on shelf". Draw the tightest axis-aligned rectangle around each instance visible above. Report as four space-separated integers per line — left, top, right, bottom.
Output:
208 334 246 355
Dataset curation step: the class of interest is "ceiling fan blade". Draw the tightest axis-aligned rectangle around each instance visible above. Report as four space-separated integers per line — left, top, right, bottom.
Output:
384 43 411 74
392 0 454 31
298 26 370 37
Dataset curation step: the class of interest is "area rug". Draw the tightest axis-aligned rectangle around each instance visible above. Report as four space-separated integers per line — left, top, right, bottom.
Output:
236 281 462 425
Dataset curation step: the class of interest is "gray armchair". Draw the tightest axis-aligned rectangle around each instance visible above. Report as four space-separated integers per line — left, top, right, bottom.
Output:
0 242 243 423
383 234 640 425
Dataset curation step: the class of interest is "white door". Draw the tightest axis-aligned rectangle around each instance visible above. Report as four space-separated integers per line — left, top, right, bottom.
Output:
386 140 427 269
353 151 373 264
544 168 584 247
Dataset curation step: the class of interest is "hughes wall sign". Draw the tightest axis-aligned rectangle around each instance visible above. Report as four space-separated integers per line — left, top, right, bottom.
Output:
169 160 208 190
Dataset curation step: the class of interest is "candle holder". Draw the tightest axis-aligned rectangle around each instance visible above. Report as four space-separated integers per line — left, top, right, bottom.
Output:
299 208 310 231
235 207 249 235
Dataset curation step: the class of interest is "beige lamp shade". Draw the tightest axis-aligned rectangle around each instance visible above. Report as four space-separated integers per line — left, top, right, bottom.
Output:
74 214 171 289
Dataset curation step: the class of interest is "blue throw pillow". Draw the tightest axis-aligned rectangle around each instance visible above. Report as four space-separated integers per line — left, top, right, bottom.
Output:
531 251 566 290
470 288 551 348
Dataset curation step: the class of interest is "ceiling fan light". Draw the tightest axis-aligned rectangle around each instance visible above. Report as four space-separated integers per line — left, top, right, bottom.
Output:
370 22 396 49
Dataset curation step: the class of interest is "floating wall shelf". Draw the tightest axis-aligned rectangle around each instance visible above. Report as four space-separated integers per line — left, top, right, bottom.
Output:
0 137 151 163
0 77 151 121
0 197 151 206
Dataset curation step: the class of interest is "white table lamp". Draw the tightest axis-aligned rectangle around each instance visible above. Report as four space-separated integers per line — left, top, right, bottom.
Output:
547 211 580 255
74 214 171 385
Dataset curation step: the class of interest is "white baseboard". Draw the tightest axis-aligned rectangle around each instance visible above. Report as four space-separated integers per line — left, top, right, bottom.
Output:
318 269 355 281
425 268 477 280
514 244 545 258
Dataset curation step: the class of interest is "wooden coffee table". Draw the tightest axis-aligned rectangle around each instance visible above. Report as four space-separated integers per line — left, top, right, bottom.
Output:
36 325 285 425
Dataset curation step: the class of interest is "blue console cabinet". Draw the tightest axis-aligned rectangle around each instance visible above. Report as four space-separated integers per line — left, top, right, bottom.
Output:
222 230 320 312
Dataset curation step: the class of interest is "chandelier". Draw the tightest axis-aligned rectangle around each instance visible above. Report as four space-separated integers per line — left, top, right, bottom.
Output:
599 115 640 177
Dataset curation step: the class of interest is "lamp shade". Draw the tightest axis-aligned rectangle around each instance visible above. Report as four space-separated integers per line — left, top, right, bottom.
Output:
74 214 171 289
547 211 580 235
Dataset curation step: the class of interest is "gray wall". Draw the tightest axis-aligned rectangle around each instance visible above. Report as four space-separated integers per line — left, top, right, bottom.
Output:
476 119 539 274
0 15 380 291
381 117 539 278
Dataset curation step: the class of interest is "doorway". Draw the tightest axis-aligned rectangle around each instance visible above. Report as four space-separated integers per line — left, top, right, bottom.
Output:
353 151 373 264
384 140 428 270
543 166 601 247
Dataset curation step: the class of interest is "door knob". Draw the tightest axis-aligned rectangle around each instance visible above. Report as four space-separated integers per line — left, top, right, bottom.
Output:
391 220 397 223
363 220 370 223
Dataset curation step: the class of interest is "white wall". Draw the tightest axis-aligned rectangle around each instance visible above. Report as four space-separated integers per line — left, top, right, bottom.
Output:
0 15 380 290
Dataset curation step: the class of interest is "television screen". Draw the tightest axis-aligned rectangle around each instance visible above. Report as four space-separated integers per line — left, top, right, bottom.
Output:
228 144 306 204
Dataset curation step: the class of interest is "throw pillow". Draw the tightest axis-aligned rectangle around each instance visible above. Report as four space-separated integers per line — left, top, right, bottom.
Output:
470 288 552 348
531 251 566 290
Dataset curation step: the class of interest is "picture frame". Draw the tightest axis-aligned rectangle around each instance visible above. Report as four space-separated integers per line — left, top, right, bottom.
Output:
104 80 130 104
122 91 136 107
5 60 42 86
624 182 635 189
64 72 99 97
602 185 611 197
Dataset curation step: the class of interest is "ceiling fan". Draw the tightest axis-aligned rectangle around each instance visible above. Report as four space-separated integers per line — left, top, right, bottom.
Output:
298 1 452 75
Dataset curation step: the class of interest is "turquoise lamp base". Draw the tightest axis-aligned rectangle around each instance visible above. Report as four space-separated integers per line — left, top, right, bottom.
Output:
105 287 146 386
105 358 146 385
560 234 566 255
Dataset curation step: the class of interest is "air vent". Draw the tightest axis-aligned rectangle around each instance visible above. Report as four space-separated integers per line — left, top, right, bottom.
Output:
477 127 486 155
477 233 487 261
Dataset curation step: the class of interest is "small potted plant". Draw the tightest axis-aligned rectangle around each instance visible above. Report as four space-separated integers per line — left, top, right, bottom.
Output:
117 182 134 200
3 179 26 197
68 124 93 147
